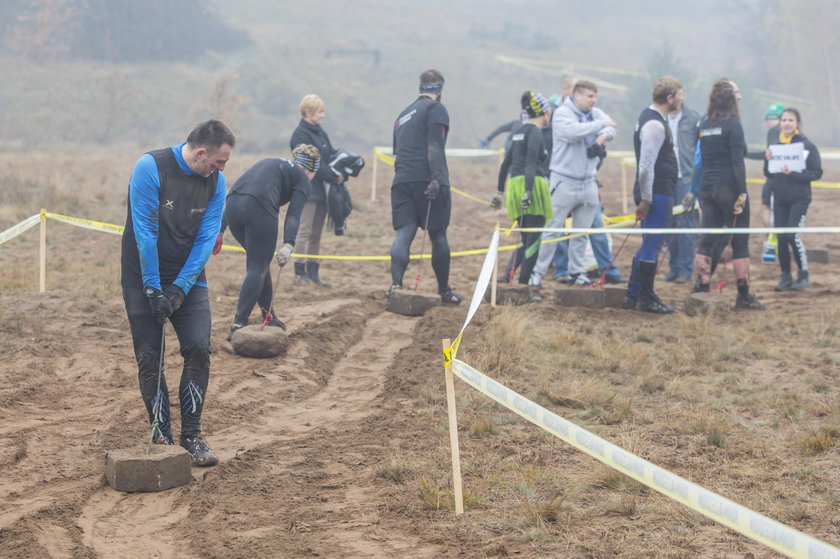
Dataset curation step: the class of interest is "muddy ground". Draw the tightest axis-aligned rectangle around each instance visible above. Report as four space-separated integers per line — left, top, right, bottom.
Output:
1 157 839 558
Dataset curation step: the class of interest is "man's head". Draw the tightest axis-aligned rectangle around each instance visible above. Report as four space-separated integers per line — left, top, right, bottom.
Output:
292 143 321 180
185 120 236 177
652 76 684 113
561 73 580 98
572 80 598 113
300 94 326 125
764 103 784 128
419 69 445 100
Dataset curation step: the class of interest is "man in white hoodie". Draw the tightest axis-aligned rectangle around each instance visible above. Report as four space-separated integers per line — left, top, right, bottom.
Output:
529 80 617 287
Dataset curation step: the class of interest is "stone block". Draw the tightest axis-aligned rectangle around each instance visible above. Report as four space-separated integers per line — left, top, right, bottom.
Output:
485 285 533 306
105 445 192 493
683 292 730 316
231 325 289 358
807 249 829 264
386 291 440 316
554 287 605 309
603 286 627 308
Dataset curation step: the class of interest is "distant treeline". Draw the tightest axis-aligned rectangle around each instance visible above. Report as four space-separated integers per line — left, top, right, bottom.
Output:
1 0 250 62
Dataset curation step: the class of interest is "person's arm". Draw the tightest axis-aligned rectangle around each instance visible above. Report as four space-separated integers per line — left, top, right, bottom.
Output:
636 120 666 203
427 108 449 188
592 108 617 142
172 174 226 294
129 154 163 291
554 108 607 143
313 130 335 184
729 122 747 195
486 120 518 144
523 125 541 196
787 141 823 184
497 146 512 193
283 168 312 245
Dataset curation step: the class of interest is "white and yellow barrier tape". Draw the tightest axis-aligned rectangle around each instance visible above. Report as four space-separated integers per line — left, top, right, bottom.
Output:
450 359 840 559
0 214 41 246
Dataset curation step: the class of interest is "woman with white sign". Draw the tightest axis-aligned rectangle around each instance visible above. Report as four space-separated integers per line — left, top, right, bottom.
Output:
764 108 822 291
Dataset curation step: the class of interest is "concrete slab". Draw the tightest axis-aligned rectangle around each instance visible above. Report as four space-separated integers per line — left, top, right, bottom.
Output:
603 286 627 308
555 287 605 309
387 291 440 316
683 292 730 316
231 325 289 358
105 445 192 492
807 249 829 264
485 285 533 306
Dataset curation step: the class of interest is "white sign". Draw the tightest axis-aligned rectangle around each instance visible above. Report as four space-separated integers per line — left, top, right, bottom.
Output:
768 143 805 173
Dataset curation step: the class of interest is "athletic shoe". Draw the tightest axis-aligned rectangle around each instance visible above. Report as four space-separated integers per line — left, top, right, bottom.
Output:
638 293 674 314
735 293 766 310
180 434 219 467
621 295 638 310
568 273 592 287
794 270 809 291
603 273 628 284
386 284 402 299
661 270 679 282
775 273 793 292
528 273 543 289
692 282 710 294
554 274 569 283
227 322 246 341
264 317 286 330
673 272 692 283
440 287 462 306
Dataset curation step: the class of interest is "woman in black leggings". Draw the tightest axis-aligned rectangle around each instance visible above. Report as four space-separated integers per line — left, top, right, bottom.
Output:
764 108 822 291
223 144 319 338
693 79 764 309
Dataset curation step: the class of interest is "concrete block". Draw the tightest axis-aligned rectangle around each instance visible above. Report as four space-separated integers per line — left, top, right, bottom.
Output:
807 249 829 264
231 325 289 358
387 291 440 316
683 292 730 316
105 445 192 492
603 286 627 308
554 287 605 309
485 285 533 306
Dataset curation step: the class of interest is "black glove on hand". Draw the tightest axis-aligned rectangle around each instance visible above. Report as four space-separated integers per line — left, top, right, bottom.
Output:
521 191 533 210
424 180 441 200
490 192 503 210
163 285 186 314
145 287 174 325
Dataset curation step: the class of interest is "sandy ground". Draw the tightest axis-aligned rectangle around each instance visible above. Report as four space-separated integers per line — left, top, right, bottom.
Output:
1 157 839 558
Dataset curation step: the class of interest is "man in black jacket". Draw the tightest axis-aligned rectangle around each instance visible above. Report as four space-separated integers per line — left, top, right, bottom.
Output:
388 69 461 305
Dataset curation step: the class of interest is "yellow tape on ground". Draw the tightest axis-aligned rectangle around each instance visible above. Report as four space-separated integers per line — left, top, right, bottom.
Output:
0 214 41 245
450 359 840 559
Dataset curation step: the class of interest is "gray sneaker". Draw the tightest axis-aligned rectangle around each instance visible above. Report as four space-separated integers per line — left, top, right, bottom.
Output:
180 434 219 467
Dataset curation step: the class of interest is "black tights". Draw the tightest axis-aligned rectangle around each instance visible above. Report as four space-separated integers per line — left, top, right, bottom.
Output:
390 224 450 293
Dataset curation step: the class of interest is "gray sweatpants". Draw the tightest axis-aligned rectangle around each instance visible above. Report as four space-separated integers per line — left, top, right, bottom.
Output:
530 174 599 280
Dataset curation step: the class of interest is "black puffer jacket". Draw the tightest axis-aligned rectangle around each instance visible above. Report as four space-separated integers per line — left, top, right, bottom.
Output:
290 118 336 202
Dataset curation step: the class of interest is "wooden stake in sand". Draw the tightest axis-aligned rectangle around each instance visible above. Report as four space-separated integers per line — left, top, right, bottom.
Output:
39 209 46 293
442 338 464 515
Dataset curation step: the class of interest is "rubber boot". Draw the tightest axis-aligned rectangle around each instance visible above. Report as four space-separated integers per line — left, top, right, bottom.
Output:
306 262 331 288
637 260 674 314
794 269 809 291
774 272 793 292
294 262 310 284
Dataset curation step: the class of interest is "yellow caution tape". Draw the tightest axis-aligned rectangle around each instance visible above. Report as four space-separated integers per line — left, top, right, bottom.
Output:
45 212 125 235
451 359 840 559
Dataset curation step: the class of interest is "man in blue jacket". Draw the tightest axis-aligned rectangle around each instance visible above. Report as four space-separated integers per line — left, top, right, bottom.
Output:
121 119 235 467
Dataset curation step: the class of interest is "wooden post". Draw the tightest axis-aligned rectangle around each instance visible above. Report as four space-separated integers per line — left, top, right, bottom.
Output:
370 149 379 202
490 222 499 307
620 160 628 215
39 209 46 293
442 338 464 515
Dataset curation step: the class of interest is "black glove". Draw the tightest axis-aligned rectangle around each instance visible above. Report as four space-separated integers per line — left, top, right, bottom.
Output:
163 284 186 314
521 191 533 210
424 180 441 200
145 287 173 325
490 192 503 210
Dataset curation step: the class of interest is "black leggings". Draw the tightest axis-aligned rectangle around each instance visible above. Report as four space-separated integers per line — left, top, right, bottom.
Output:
697 187 750 265
226 194 279 325
774 197 809 273
513 214 544 284
390 224 450 293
